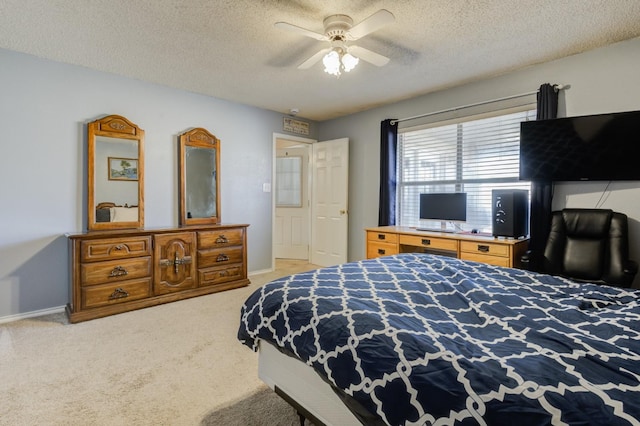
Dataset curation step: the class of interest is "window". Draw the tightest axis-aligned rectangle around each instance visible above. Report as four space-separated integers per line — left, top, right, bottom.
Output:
275 156 302 207
397 108 536 232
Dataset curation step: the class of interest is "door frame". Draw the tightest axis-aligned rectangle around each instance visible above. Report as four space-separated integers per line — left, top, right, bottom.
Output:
272 133 316 271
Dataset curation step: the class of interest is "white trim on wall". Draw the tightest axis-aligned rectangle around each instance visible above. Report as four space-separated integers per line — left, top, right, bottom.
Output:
0 306 66 325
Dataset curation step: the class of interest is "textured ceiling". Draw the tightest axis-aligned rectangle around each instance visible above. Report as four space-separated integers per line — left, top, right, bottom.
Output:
2 1 640 121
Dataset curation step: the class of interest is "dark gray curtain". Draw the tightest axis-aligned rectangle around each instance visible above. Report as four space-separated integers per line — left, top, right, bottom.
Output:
528 83 558 270
378 119 398 226
536 83 558 120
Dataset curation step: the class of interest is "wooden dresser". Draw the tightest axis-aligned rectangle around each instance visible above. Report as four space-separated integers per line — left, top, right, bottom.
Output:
67 224 249 323
366 226 528 268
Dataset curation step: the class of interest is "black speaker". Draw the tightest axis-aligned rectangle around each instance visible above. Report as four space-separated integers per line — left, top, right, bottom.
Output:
492 190 529 238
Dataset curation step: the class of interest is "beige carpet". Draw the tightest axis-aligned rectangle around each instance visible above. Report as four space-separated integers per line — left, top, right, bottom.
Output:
0 259 319 426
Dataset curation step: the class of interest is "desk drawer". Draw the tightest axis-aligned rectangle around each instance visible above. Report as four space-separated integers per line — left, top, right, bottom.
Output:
399 235 457 252
460 241 509 257
367 231 398 244
460 252 510 267
367 241 398 258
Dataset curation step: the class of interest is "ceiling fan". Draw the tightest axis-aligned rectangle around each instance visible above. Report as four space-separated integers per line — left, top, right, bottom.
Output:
275 9 395 76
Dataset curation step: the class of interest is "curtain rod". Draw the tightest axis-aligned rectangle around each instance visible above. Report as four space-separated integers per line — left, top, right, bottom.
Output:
391 84 565 125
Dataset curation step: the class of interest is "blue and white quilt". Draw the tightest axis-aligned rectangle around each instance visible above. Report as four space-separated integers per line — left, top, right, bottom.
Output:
238 253 640 425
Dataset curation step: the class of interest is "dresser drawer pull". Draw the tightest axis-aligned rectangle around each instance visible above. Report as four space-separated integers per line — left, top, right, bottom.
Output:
216 254 230 262
109 287 129 300
108 266 128 277
160 254 192 273
114 245 125 250
478 245 490 253
215 235 229 244
378 249 386 255
422 239 431 246
219 270 228 277
377 234 386 240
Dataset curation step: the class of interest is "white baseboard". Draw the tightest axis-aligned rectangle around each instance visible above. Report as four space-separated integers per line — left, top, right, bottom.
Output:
0 305 66 325
1 265 282 324
1 268 272 324
249 267 274 276
0 264 286 325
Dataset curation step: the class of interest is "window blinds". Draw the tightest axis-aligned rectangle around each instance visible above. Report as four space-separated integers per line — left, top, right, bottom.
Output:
397 109 536 231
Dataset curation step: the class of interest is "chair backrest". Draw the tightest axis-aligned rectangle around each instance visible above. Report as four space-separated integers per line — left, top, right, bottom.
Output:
542 208 631 286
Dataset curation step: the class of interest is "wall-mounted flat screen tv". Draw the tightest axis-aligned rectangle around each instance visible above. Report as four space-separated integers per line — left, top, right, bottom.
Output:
519 110 640 181
419 192 467 222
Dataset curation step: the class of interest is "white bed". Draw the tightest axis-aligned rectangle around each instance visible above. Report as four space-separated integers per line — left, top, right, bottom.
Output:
239 254 640 425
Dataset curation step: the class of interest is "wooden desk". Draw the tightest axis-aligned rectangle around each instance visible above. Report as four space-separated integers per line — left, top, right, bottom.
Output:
366 226 529 268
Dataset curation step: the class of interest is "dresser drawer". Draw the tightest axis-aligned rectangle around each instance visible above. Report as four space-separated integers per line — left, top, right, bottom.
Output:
199 265 245 287
198 229 244 249
198 247 243 268
82 278 152 309
399 235 458 252
460 241 509 257
460 252 510 268
367 231 398 244
80 257 152 285
81 236 152 262
367 241 398 258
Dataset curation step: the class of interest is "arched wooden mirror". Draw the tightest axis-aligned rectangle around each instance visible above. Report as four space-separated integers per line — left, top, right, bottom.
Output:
87 115 144 230
179 128 221 225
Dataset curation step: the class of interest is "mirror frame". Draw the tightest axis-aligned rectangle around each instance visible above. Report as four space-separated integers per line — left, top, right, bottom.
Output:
179 127 221 226
87 115 145 231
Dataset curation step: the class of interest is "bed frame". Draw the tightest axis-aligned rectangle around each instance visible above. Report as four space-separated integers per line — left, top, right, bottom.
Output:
258 341 360 426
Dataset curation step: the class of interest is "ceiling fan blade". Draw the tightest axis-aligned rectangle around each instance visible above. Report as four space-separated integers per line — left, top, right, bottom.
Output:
298 48 331 69
274 22 327 41
349 46 390 67
348 9 395 40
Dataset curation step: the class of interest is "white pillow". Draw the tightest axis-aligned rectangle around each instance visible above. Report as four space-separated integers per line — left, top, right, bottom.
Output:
111 207 138 222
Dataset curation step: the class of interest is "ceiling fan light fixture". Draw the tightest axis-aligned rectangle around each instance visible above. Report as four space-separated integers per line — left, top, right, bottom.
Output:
323 49 341 76
322 48 359 76
276 9 394 75
342 52 359 72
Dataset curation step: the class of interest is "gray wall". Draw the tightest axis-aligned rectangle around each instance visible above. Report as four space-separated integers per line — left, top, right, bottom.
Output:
317 37 640 288
0 49 317 319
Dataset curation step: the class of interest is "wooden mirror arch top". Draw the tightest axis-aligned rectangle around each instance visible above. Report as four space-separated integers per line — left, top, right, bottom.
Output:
96 115 142 136
179 127 221 226
87 114 145 231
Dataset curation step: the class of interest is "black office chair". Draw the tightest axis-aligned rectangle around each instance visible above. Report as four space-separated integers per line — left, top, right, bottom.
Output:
522 208 638 288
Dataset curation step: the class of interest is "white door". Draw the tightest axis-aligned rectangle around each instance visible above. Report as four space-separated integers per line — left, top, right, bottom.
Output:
310 138 349 267
274 145 310 259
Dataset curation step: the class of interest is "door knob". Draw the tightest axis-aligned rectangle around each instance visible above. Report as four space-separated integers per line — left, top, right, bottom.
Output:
340 209 347 215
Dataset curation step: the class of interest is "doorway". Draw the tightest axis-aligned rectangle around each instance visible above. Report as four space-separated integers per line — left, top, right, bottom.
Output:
274 136 312 261
272 134 349 270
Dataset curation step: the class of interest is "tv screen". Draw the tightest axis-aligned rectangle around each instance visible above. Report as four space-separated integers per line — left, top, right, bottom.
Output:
519 110 640 181
419 193 467 221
